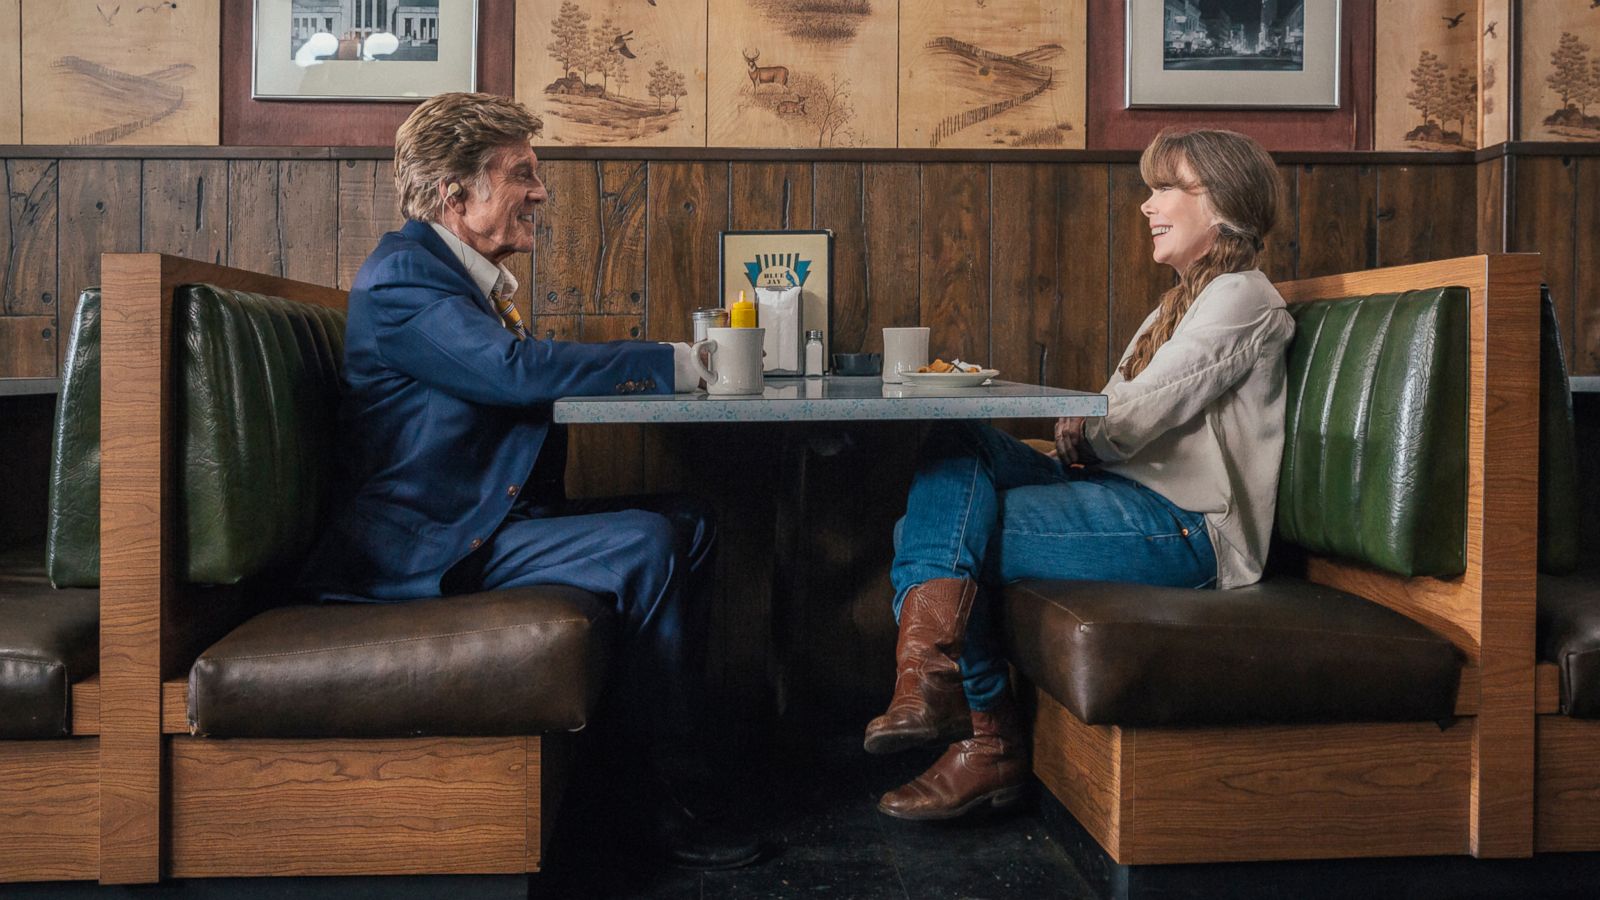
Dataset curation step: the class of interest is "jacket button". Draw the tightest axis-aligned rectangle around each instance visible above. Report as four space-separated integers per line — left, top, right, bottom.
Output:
615 383 624 392
470 537 483 549
507 485 519 497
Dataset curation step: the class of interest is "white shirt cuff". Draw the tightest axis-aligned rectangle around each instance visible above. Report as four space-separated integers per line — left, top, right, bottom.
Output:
668 342 699 393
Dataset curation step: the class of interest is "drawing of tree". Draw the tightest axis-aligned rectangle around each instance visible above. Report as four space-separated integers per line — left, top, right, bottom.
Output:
1547 31 1591 110
648 60 672 110
1448 66 1477 140
591 15 621 92
790 72 856 148
1406 49 1448 126
1577 56 1600 116
546 1 590 78
668 69 688 111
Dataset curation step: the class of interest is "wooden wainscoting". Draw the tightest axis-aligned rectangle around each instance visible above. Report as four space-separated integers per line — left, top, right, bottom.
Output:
165 735 557 878
1034 691 1473 865
0 739 99 882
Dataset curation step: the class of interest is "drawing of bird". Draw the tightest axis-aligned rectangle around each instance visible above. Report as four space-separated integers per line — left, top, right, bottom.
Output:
1484 20 1497 38
1443 12 1465 28
611 31 636 59
136 2 178 11
647 0 656 5
95 4 120 25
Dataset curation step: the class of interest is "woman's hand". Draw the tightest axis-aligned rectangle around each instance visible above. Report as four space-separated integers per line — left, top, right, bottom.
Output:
1054 416 1089 465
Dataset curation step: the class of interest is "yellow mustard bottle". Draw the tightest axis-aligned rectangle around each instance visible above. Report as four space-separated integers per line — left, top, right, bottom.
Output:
730 290 757 328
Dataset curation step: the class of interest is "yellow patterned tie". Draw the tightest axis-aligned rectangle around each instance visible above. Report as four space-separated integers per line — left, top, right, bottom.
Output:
492 285 530 341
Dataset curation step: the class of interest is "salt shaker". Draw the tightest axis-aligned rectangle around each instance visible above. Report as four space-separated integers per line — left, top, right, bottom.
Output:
805 330 825 377
692 307 729 342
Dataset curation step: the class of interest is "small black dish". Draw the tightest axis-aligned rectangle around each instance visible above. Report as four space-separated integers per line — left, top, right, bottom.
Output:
831 352 882 376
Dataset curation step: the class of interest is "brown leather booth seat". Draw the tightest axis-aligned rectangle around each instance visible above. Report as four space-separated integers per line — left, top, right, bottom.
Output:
189 586 612 738
1538 572 1600 719
1005 578 1460 727
0 552 97 739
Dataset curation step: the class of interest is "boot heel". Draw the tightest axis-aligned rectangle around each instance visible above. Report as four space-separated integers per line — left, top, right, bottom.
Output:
987 785 1024 810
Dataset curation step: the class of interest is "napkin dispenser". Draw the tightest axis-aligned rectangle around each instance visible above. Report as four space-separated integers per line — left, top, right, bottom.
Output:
756 285 803 375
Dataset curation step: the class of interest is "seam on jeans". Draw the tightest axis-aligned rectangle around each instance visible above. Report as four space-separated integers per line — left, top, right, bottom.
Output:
205 620 592 662
949 455 983 576
1005 529 1176 539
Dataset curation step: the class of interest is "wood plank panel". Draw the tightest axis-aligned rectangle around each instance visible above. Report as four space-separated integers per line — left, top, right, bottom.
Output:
1477 157 1507 254
278 161 339 288
1374 0 1477 151
1054 164 1111 391
1516 3 1600 142
596 161 649 316
533 160 598 317
226 160 281 277
140 160 226 264
21 0 219 145
1033 691 1125 860
565 315 645 500
1478 0 1512 147
0 0 17 144
1296 163 1377 278
3 159 57 316
860 163 921 351
1535 715 1600 852
167 736 532 877
814 162 865 353
1107 164 1169 378
730 162 814 231
0 739 98 882
990 162 1057 404
1575 159 1600 376
0 314 54 377
336 160 400 291
919 163 988 362
57 158 140 333
1377 165 1478 267
1258 164 1300 284
1125 720 1471 863
1509 156 1576 368
644 162 728 341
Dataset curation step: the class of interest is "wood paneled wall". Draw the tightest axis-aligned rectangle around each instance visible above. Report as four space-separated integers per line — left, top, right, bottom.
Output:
12 152 1591 385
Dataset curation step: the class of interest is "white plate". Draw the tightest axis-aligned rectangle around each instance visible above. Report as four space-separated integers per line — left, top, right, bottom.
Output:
898 369 999 387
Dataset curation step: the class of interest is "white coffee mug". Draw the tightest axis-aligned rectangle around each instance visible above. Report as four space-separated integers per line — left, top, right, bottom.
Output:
692 327 766 395
882 327 930 383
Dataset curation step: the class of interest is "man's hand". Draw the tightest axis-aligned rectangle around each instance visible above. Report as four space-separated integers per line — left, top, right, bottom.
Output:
1054 416 1090 465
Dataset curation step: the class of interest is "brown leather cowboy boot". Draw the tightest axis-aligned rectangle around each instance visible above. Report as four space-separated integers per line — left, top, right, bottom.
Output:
876 691 1028 821
863 578 977 755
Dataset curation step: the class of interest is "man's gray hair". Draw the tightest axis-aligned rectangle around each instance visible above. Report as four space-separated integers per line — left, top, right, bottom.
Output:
393 92 544 223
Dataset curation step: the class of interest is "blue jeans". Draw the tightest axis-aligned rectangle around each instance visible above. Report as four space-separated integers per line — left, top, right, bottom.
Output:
892 422 1217 711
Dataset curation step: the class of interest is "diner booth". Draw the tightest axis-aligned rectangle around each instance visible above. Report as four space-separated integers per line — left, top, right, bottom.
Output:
2 2 1599 898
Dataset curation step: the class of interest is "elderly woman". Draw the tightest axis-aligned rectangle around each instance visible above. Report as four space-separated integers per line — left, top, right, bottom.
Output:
298 92 758 870
866 128 1295 821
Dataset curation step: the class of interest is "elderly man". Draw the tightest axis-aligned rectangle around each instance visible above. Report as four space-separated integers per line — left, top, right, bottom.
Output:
299 92 758 870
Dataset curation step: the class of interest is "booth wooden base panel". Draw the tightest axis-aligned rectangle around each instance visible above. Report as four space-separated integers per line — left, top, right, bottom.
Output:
1536 715 1600 853
166 734 567 878
1033 691 1474 865
0 739 99 882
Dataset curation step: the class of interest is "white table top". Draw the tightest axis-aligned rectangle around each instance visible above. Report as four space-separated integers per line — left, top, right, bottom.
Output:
554 376 1107 424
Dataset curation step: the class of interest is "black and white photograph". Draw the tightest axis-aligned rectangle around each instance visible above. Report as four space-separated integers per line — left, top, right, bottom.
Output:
289 0 442 64
1127 0 1336 107
1161 0 1305 71
254 0 475 100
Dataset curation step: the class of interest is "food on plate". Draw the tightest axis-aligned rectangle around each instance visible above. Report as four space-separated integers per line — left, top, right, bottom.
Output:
917 358 982 374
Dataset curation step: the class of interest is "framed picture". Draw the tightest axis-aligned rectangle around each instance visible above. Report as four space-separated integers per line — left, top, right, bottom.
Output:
253 0 478 101
719 230 834 374
1126 0 1340 108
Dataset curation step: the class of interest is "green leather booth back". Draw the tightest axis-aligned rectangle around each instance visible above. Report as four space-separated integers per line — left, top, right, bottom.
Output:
47 286 347 588
1538 284 1581 574
1277 288 1469 579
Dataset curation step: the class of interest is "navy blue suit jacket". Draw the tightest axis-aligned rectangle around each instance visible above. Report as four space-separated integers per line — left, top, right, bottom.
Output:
301 220 675 601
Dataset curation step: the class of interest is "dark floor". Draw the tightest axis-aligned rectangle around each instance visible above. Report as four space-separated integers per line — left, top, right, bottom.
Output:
530 733 1097 899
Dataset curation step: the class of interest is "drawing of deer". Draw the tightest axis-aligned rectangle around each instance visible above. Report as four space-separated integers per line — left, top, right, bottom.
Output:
776 96 807 116
742 49 789 91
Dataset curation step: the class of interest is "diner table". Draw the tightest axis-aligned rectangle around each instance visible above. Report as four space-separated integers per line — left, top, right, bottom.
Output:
553 376 1107 732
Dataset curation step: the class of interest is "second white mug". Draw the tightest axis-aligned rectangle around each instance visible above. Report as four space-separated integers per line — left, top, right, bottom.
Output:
882 327 930 383
692 327 766 395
